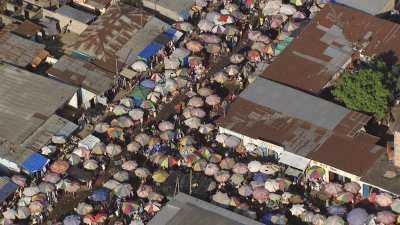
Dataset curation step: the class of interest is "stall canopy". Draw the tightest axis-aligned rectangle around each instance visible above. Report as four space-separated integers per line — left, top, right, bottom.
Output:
21 152 50 174
279 151 310 171
138 42 164 61
0 177 17 203
78 135 101 150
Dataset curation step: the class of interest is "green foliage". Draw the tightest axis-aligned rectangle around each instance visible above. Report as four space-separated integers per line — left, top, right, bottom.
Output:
332 60 398 120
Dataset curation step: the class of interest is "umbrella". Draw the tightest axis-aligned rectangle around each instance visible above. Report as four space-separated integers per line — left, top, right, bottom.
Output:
157 155 177 169
158 121 174 131
165 78 178 92
131 61 148 72
212 24 226 34
344 182 361 194
147 191 164 202
106 143 122 156
117 116 134 128
336 192 353 204
152 170 169 183
50 160 69 174
184 117 201 129
113 171 129 182
127 141 141 153
90 188 109 202
248 31 262 42
283 21 300 33
186 41 204 52
214 14 234 25
230 54 245 64
205 163 219 176
324 183 343 196
113 105 129 116
197 87 213 97
103 179 120 190
212 191 230 205
209 153 222 163
188 56 203 67
83 159 98 170
92 142 106 155
76 202 93 216
213 71 228 83
137 184 153 198
220 157 235 170
325 215 345 225
192 159 207 172
248 161 262 173
63 215 81 225
199 123 215 134
327 205 347 216
16 206 30 219
113 184 133 198
376 193 393 207
290 204 306 216
29 201 43 214
65 182 81 193
199 34 221 44
129 108 144 121
23 186 40 197
390 199 400 213
39 182 55 193
238 184 253 197
280 4 297 15
164 57 180 70
216 133 228 144
107 127 123 139
205 94 221 106
230 173 244 185
197 19 214 32
140 79 155 89
144 202 161 214
347 208 368 225
301 211 315 223
262 0 281 15
180 136 195 146
52 135 66 144
122 201 140 215
306 166 325 180
312 214 326 225
94 122 109 133
135 167 151 179
205 43 221 54
120 97 134 108
56 179 71 190
247 49 260 62
260 164 280 175
190 108 206 118
376 211 396 224
253 187 269 202
175 22 193 32
72 148 90 158
224 64 240 76
122 160 138 171
214 170 231 183
11 175 26 187
3 208 16 220
188 96 204 107
224 135 241 148
265 180 280 192
233 163 248 174
160 130 175 141
147 91 161 103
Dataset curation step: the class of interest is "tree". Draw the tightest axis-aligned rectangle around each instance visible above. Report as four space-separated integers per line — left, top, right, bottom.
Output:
332 60 398 120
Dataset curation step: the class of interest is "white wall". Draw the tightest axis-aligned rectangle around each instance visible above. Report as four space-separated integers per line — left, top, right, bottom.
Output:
0 158 20 173
81 88 97 108
68 92 79 109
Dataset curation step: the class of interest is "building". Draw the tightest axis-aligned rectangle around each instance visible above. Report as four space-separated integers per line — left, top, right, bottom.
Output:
0 63 77 173
147 193 264 225
72 0 112 14
47 55 114 108
334 0 395 15
142 0 195 22
12 20 42 40
5 0 42 20
262 3 400 95
0 29 48 68
218 77 384 194
68 4 152 72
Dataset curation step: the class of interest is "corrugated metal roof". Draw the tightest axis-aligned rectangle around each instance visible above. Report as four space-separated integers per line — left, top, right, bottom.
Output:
55 5 96 24
240 77 349 130
335 0 392 15
0 63 77 145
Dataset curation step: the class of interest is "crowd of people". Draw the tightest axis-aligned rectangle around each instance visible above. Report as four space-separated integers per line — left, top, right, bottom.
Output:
3 0 400 225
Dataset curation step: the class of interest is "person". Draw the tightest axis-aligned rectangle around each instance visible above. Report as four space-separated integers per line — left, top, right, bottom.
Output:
221 100 228 117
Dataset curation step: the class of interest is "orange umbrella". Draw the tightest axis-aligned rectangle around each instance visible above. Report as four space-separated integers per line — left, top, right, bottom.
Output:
50 160 69 174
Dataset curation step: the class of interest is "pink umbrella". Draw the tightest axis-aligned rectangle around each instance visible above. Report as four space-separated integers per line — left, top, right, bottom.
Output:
219 157 236 170
248 31 262 41
158 121 174 132
43 173 61 184
376 193 393 207
247 50 261 62
253 187 269 202
190 108 206 118
324 183 343 197
137 184 153 198
232 163 248 174
344 182 361 194
197 19 214 32
11 175 26 187
199 34 221 44
376 211 396 224
65 182 81 193
188 96 204 107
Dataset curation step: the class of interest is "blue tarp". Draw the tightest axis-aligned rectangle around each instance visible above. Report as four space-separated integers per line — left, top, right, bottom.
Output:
21 152 49 174
137 42 163 61
164 28 177 39
0 181 17 203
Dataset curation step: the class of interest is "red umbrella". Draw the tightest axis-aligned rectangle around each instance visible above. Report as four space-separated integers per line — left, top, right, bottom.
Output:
247 50 261 62
253 187 269 202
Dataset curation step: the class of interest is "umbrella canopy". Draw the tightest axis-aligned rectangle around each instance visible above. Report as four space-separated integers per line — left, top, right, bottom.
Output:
376 193 393 207
190 108 206 118
224 64 240 76
306 166 325 180
113 105 129 116
376 211 396 224
117 116 134 128
347 208 369 225
247 49 260 62
199 34 221 44
120 97 134 108
122 160 138 171
230 54 245 64
39 182 55 193
64 215 81 225
230 173 244 185
253 187 269 202
107 127 123 139
186 41 204 52
232 162 248 174
135 133 150 146
122 201 140 215
248 161 262 173
94 122 110 133
184 117 201 129
135 167 151 179
147 91 161 103
106 144 122 156
113 184 133 198
83 159 99 170
148 191 164 202
260 164 280 175
50 160 69 174
280 4 297 15
16 206 30 219
213 71 228 84
140 79 156 89
188 96 204 108
205 94 221 106
11 175 27 187
76 202 93 216
225 135 241 148
212 191 230 205
220 157 235 170
197 87 213 97
312 214 326 225
390 199 400 213
103 179 121 190
158 121 174 131
324 183 343 196
265 180 280 192
152 170 169 183
175 22 193 32
209 153 222 163
180 136 196 146
197 19 214 32
113 171 129 182
23 186 40 197
290 204 306 216
327 205 347 216
90 188 109 202
92 142 106 155
199 123 215 134
214 170 231 183
137 184 153 198
192 159 207 172
3 208 16 220
127 141 141 153
144 202 161 214
238 184 253 197
205 163 220 176
129 108 144 121
344 182 361 194
325 215 345 225
29 201 43 214
65 182 81 193
262 0 281 15
160 130 175 141
205 43 221 54
216 133 228 144
131 61 148 72
336 192 353 204
212 24 226 34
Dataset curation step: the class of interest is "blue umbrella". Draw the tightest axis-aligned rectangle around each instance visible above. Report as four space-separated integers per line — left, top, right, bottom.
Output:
63 215 81 225
260 213 274 225
140 79 156 89
253 172 270 183
90 188 109 202
327 205 347 216
347 208 368 225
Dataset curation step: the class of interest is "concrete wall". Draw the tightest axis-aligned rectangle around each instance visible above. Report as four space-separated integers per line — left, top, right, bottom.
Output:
42 8 88 34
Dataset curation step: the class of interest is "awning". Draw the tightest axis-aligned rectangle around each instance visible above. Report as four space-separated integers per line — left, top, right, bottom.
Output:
78 135 101 150
0 177 17 203
137 42 163 61
285 167 303 177
55 120 78 137
21 152 50 174
279 151 310 171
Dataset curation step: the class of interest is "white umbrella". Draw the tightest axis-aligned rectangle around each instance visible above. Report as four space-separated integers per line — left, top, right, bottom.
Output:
205 94 221 106
113 184 133 198
216 133 228 144
76 202 93 216
262 0 281 15
3 208 16 220
198 19 214 32
83 159 99 170
113 105 129 116
248 161 262 173
265 180 280 192
39 182 55 193
190 108 206 118
290 204 306 216
94 122 109 133
225 65 240 76
127 141 141 153
184 117 201 129
135 133 150 146
188 96 204 108
135 167 151 179
29 201 43 214
164 58 180 70
199 123 215 134
103 179 120 190
122 160 138 171
224 135 241 148
147 92 161 103
280 4 297 15
165 78 178 92
158 121 174 131
131 61 148 72
68 153 82 166
197 87 213 97
113 171 129 182
16 206 30 219
129 109 144 121
23 186 40 197
52 135 66 144
106 144 122 156
205 163 220 176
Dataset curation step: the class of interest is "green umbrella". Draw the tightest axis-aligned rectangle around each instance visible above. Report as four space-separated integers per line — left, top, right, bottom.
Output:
130 86 151 102
152 170 169 183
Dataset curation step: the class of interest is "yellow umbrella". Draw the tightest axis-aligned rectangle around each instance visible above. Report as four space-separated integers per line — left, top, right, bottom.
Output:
152 170 169 183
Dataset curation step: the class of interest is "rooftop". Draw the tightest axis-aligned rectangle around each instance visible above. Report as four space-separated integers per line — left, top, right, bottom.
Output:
68 4 151 71
55 5 96 24
219 78 383 176
0 31 46 68
12 20 41 38
47 55 114 94
0 63 77 146
334 0 393 15
80 0 112 10
262 3 400 94
148 193 264 225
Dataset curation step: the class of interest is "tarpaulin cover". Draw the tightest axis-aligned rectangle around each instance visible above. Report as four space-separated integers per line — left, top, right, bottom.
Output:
0 179 17 203
164 28 183 42
21 152 49 174
138 42 163 61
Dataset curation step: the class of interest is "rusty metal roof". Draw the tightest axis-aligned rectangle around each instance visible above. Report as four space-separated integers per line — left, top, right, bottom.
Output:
262 3 400 94
12 20 41 39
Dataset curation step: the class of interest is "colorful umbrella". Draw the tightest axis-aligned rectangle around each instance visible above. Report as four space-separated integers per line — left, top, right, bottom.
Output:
214 170 231 183
106 127 123 139
113 105 129 116
11 175 27 187
230 54 245 64
90 188 109 202
186 41 204 52
253 187 269 202
137 184 153 198
247 50 260 62
209 153 222 163
144 202 161 214
122 201 140 215
327 205 347 216
376 211 396 224
220 157 235 170
29 201 43 214
197 146 211 159
306 166 325 180
50 160 69 174
205 94 221 106
238 184 253 197
180 136 196 146
76 202 93 216
197 19 214 32
336 192 353 204
174 22 193 32
346 208 368 225
344 182 361 194
184 117 201 129
324 183 343 196
152 170 169 183
376 193 393 207
232 162 248 174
